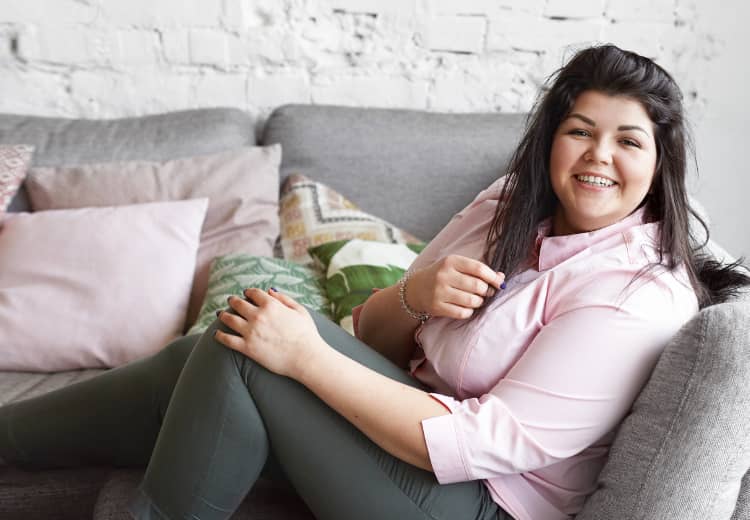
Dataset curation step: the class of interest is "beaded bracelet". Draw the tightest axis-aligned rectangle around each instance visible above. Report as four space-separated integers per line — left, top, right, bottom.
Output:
398 270 431 324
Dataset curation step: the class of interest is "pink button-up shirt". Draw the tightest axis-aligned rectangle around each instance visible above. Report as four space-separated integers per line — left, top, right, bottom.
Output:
355 178 698 520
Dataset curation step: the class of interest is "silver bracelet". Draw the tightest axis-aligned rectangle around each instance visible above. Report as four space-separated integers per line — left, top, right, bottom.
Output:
398 270 431 324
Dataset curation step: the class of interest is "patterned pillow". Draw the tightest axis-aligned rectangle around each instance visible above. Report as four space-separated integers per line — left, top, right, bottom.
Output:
0 145 33 216
308 239 426 335
279 174 424 265
188 253 332 335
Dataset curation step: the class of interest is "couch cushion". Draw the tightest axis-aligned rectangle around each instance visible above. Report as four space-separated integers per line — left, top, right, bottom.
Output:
262 104 525 241
0 369 106 406
24 145 281 327
0 108 255 212
0 466 109 520
0 199 207 371
92 469 313 520
0 144 33 216
578 301 750 519
308 238 424 335
732 472 750 520
187 254 332 336
279 173 425 264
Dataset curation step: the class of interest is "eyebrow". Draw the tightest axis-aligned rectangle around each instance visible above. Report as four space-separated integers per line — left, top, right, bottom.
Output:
566 113 651 136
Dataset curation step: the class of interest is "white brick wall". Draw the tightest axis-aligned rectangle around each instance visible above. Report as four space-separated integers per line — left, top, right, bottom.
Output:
0 1 747 255
418 15 487 54
0 0 718 119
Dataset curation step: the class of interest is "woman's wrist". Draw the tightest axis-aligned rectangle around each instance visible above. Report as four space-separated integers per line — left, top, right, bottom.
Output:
292 336 332 384
398 270 431 324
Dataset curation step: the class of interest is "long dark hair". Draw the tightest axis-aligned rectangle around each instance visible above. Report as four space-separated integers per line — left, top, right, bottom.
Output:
473 44 748 320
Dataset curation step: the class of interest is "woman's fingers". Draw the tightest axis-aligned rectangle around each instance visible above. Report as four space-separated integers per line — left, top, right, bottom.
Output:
217 308 249 334
442 286 485 308
214 329 246 352
437 302 477 320
242 287 274 306
449 275 492 298
450 255 505 290
267 287 305 311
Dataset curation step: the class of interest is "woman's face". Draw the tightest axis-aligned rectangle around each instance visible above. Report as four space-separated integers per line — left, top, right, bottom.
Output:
549 90 658 236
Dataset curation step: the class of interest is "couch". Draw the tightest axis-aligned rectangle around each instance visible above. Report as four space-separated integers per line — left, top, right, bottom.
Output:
0 105 748 520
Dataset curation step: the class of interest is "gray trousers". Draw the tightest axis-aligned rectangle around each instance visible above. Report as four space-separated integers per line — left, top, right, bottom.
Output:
0 310 509 520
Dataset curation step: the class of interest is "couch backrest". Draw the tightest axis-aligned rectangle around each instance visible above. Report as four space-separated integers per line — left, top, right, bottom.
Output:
262 104 526 241
0 108 256 212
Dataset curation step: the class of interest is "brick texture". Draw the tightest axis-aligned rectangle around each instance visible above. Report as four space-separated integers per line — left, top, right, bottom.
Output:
0 0 716 118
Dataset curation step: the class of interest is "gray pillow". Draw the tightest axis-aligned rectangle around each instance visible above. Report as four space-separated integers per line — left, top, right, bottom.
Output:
0 108 255 212
732 473 749 520
261 104 525 241
578 301 750 519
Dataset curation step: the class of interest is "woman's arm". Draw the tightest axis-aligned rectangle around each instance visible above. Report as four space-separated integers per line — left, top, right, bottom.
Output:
296 335 450 471
357 256 505 368
355 284 421 369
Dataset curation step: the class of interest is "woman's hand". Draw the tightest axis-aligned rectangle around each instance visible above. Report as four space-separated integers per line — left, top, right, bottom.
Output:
214 288 327 380
407 255 505 320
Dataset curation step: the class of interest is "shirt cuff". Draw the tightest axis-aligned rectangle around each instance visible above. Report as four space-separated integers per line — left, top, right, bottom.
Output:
421 393 471 484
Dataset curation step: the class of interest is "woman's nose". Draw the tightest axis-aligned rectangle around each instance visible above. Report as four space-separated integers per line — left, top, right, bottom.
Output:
584 140 613 164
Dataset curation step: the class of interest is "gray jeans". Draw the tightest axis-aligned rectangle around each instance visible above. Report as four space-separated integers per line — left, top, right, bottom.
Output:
0 310 509 520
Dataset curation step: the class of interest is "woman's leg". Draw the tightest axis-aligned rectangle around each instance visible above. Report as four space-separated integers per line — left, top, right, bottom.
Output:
130 311 509 520
0 334 197 468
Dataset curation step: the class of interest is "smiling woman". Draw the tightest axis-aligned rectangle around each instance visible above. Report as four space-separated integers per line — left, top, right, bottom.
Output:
549 91 658 235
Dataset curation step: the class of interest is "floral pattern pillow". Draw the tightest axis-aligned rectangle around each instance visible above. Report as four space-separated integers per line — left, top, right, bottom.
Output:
188 253 332 335
0 145 34 216
308 239 426 335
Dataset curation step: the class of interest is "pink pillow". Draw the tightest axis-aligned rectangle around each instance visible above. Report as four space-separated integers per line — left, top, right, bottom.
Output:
25 145 281 328
0 144 33 216
0 199 208 372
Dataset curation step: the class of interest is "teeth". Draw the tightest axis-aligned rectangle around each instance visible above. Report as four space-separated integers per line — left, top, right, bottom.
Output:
576 175 615 187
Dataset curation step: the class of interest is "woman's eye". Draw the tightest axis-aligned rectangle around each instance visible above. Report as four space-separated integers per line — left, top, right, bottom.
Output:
621 138 641 148
568 129 590 137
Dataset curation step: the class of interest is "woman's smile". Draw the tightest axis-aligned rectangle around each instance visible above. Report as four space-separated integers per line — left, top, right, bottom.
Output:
573 173 617 188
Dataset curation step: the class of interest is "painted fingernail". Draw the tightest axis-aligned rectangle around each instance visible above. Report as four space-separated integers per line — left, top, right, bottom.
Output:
270 287 278 292
500 282 507 290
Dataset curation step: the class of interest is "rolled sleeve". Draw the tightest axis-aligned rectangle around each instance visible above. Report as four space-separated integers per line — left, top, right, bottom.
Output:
422 411 470 484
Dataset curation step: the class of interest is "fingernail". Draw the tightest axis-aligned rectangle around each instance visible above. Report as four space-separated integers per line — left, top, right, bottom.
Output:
270 287 278 292
500 282 507 290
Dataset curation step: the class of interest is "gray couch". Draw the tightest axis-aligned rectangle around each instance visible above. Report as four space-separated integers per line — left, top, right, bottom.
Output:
0 106 748 519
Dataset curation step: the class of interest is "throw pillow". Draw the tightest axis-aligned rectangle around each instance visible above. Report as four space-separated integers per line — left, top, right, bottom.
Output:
0 144 33 216
24 145 281 328
577 301 750 519
0 199 208 372
187 254 332 335
279 174 424 266
308 239 426 335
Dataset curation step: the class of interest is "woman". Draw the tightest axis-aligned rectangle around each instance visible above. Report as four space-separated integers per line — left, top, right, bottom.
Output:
1 45 748 520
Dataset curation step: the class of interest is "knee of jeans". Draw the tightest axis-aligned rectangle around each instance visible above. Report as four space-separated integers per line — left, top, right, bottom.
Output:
155 334 197 368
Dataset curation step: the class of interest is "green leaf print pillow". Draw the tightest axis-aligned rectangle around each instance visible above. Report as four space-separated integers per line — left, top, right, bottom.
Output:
188 254 332 335
308 239 426 335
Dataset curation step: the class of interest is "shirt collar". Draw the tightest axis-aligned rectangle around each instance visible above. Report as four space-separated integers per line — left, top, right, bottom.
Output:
534 207 649 271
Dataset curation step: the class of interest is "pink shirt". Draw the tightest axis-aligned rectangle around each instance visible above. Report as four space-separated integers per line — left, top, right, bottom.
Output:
355 178 698 520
